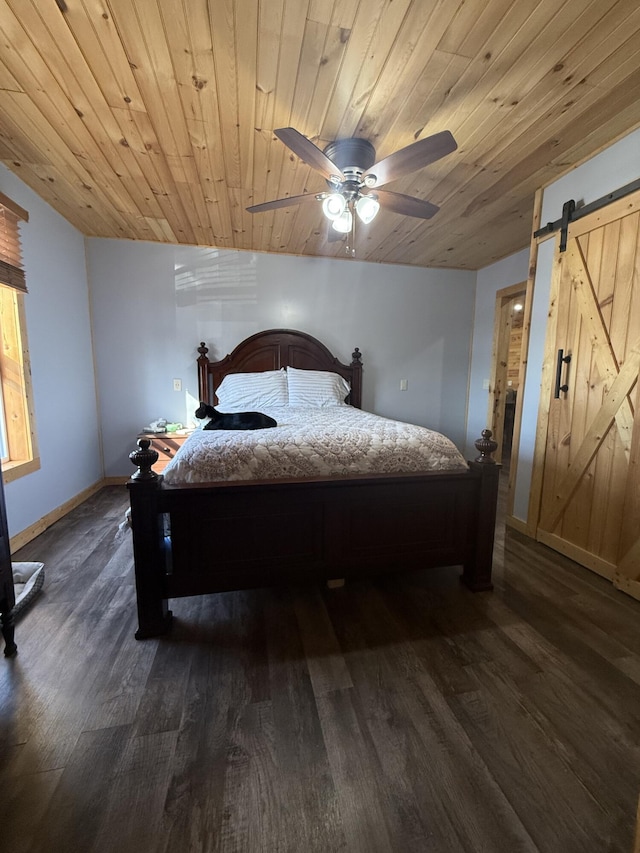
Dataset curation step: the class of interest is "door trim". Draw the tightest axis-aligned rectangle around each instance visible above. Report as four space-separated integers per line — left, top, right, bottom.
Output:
487 282 526 464
506 188 542 529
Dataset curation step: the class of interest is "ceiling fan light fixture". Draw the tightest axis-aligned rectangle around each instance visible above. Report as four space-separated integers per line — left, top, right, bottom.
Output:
355 195 380 224
247 128 457 232
332 209 353 233
322 193 346 220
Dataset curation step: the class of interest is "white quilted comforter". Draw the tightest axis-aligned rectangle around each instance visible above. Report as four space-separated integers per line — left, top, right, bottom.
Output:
162 406 468 485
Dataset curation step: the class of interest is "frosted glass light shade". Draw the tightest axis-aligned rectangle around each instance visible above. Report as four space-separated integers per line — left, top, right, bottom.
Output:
322 193 346 220
355 195 380 224
332 209 353 233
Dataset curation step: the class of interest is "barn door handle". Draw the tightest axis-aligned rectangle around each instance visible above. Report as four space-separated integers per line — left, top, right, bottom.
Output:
554 349 571 397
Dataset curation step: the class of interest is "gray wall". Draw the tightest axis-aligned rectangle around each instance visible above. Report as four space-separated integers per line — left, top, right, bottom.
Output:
0 165 102 538
86 240 477 476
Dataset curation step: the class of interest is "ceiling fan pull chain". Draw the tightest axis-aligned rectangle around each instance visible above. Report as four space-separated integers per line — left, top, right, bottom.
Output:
346 207 356 256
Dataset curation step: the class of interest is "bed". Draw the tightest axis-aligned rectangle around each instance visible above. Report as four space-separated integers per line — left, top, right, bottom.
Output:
127 329 499 639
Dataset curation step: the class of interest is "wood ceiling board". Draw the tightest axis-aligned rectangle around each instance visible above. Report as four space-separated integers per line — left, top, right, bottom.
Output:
0 0 638 268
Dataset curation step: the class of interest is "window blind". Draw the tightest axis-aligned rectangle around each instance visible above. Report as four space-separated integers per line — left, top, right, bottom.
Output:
0 197 28 294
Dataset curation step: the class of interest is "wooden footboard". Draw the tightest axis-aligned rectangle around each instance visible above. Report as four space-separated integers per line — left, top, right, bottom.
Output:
127 434 499 639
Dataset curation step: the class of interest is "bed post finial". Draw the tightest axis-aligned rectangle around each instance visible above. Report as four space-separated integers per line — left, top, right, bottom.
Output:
197 342 212 405
349 347 363 409
474 429 498 464
129 438 159 481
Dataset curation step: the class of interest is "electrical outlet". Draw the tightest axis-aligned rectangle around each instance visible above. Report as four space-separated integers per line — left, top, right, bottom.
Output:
400 379 408 391
173 378 182 392
482 379 490 390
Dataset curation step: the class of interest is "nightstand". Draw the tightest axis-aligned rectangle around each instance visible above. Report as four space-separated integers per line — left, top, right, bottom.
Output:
136 432 193 473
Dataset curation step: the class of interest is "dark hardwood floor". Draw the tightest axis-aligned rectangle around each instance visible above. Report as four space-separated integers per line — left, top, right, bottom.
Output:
1 476 639 852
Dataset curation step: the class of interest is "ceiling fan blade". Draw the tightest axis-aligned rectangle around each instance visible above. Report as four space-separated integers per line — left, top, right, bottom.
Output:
373 190 439 219
246 192 321 214
362 130 457 188
275 128 345 182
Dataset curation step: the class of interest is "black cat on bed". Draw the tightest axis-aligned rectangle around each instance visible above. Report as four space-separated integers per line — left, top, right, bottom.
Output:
195 401 277 430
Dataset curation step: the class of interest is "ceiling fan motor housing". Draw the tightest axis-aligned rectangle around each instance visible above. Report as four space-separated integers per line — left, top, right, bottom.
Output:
323 138 376 189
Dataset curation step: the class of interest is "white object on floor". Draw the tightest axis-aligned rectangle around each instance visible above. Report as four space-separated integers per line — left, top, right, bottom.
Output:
12 561 45 615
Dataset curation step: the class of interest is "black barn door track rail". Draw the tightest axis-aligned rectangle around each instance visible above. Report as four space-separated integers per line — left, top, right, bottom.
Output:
534 177 640 253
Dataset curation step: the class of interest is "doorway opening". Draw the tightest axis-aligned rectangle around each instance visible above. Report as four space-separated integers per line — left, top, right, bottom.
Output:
487 283 526 472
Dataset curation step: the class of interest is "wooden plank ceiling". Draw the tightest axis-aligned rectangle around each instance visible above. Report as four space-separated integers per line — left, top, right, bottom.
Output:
0 0 639 270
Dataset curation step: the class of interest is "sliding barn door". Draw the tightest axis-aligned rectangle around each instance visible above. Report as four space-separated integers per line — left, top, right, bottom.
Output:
536 191 640 597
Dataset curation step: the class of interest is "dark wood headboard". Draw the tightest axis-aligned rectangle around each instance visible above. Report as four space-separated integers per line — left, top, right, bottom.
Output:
197 329 363 408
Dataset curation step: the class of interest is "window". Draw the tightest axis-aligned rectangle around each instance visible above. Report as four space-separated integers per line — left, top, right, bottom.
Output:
0 192 38 482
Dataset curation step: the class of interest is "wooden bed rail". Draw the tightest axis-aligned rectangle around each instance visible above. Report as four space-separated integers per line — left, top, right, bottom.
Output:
127 432 499 640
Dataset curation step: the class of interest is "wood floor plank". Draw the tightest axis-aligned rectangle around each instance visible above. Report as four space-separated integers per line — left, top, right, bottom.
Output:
0 482 639 851
449 672 608 852
5 598 136 776
27 724 132 853
0 767 63 853
132 636 195 737
499 581 640 734
218 699 280 852
90 730 179 853
316 685 419 853
264 588 346 852
293 587 353 696
82 609 158 731
326 583 539 852
514 665 640 829
472 584 640 809
159 596 237 852
323 586 467 852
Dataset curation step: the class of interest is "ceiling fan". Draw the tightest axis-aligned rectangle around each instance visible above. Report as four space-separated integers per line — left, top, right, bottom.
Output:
246 127 457 237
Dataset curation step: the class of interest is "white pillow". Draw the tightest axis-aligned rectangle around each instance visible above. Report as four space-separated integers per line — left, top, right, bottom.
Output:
287 366 350 407
215 369 288 410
